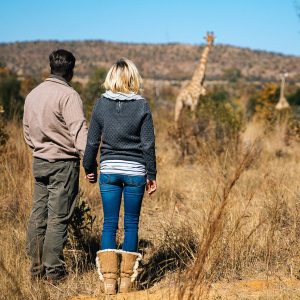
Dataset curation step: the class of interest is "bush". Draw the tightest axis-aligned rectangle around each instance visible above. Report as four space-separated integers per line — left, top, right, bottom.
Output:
83 68 107 120
0 67 24 120
172 90 243 163
197 93 243 144
0 117 8 150
288 88 300 106
66 196 97 272
222 68 243 83
247 83 280 125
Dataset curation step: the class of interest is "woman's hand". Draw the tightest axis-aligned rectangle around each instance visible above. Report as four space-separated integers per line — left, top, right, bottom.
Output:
85 173 97 184
146 179 157 195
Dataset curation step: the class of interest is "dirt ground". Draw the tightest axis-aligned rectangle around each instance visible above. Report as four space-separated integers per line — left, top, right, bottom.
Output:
68 277 300 299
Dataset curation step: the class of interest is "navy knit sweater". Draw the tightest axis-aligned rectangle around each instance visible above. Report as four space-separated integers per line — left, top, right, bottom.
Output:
83 95 157 180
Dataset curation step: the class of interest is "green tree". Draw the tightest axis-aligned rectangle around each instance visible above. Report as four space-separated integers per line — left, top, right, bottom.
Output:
288 88 300 106
83 68 107 120
0 66 23 119
209 86 230 102
246 83 284 127
71 81 84 96
197 92 243 142
222 68 242 83
20 76 39 98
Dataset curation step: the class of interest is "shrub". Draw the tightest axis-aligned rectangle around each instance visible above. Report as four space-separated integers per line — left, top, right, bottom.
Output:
0 115 8 151
248 83 280 124
83 67 106 120
222 68 243 83
0 67 24 120
172 90 243 163
287 88 300 106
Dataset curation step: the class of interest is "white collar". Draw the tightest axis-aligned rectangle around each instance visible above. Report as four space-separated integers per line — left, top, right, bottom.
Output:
102 91 144 101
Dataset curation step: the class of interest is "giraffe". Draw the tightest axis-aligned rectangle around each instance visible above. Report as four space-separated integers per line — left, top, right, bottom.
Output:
174 32 215 123
275 73 290 110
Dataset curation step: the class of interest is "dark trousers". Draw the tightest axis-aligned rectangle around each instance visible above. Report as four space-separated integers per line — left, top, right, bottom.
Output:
26 158 79 279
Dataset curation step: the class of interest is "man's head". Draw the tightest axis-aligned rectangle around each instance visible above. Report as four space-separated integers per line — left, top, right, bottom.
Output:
49 49 76 82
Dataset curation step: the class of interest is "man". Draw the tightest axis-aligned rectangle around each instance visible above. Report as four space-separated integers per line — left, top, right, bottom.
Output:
23 49 88 282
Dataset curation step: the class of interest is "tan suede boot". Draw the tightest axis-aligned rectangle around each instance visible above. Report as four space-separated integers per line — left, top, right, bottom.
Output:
96 250 118 295
119 251 142 293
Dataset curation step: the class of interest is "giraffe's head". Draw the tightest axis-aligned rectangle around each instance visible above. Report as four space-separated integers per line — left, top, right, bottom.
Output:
204 32 215 46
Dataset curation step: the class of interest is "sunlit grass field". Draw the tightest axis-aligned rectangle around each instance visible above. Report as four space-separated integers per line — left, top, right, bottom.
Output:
1 108 300 299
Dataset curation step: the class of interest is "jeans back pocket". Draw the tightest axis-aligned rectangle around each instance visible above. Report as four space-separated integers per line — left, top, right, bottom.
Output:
100 173 111 184
127 175 147 187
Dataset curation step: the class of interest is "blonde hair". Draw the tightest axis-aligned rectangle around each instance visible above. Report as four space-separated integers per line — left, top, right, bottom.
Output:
104 58 142 93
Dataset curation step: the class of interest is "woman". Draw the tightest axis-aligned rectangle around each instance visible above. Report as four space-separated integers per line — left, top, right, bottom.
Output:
83 58 157 295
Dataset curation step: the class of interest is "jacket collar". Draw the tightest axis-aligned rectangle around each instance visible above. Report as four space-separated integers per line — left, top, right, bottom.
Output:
45 74 71 87
102 90 144 101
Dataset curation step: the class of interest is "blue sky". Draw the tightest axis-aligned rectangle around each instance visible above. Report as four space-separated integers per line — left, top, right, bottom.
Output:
0 0 299 56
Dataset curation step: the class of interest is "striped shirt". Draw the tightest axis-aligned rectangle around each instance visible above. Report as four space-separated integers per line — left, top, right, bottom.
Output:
100 160 146 176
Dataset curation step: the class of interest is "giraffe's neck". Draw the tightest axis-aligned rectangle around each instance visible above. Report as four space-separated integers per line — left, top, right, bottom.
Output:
191 45 211 85
280 76 286 98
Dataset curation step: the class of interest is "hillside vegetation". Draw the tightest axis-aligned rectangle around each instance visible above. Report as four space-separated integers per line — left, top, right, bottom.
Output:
0 40 299 82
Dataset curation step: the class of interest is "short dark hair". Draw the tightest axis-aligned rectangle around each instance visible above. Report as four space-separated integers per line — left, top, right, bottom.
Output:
49 49 75 79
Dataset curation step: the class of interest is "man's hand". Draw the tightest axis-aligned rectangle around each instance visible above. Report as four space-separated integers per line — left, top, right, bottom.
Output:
146 179 157 195
85 172 97 184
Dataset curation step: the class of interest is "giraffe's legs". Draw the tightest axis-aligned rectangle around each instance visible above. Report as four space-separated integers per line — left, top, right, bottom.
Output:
174 97 184 123
190 100 199 120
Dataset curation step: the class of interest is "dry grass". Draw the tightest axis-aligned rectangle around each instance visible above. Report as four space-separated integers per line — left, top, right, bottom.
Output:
1 112 300 300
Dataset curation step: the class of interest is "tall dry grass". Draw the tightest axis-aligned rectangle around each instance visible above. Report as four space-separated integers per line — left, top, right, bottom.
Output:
1 113 300 299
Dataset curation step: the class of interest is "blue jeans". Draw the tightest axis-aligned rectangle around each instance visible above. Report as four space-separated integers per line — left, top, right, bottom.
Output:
99 173 146 252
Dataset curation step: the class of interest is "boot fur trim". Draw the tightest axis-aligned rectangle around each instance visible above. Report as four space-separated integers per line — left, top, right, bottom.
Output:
118 250 142 282
95 249 119 282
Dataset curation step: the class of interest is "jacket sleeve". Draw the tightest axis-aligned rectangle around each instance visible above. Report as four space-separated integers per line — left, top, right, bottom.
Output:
61 92 88 158
83 100 102 173
22 103 34 149
141 101 157 180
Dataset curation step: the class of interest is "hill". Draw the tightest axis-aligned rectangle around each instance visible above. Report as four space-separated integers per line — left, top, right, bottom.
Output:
0 40 299 83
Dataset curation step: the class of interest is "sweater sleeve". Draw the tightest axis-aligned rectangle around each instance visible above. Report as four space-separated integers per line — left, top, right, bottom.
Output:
83 100 102 173
22 103 34 149
61 92 88 158
141 101 157 180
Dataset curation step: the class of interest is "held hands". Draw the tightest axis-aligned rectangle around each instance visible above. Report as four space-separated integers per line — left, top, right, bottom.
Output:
85 171 97 184
146 179 157 195
85 166 98 184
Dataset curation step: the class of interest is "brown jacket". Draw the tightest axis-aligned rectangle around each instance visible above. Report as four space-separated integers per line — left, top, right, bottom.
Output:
23 76 88 161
